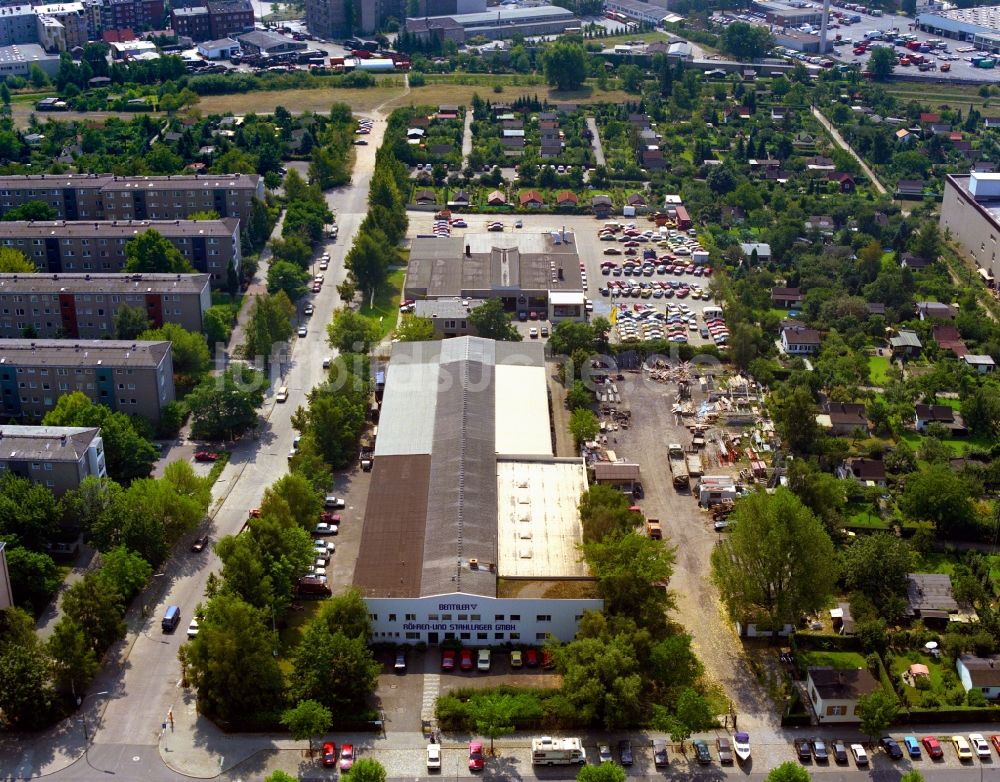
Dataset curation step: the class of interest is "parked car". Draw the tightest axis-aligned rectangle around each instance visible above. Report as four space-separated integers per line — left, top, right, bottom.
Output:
477 649 491 671
619 739 633 766
322 742 337 767
468 741 484 772
795 738 811 761
851 744 868 766
314 522 338 535
598 744 613 763
339 744 355 771
653 739 668 767
194 451 221 462
970 733 991 759
831 740 848 764
903 736 921 759
881 736 903 760
297 326 307 337
716 737 733 764
811 738 829 762
190 534 210 553
426 743 441 770
923 735 944 758
693 740 712 764
394 652 406 673
186 619 199 638
441 649 456 671
459 649 474 671
953 735 974 761
324 496 346 508
510 650 522 668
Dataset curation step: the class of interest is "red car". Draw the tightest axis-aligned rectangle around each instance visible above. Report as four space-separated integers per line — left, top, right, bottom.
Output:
194 451 220 462
441 649 456 671
319 512 341 524
468 741 484 771
991 735 1000 755
459 649 474 671
922 736 943 759
339 744 355 771
312 283 322 293
525 648 539 667
322 742 337 767
541 650 554 669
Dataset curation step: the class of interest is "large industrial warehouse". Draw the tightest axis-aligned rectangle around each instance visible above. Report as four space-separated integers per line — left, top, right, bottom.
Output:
352 337 601 646
405 231 586 321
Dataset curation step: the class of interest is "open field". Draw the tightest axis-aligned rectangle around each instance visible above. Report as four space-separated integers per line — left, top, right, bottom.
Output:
885 82 998 113
198 83 407 116
868 354 891 385
384 80 636 112
360 267 405 339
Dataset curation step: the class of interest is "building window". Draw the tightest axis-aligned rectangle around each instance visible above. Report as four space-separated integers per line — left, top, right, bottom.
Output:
460 632 470 640
494 614 505 621
369 614 378 621
458 614 468 621
388 614 397 622
428 613 439 621
536 615 551 622
470 614 481 621
406 632 420 640
494 633 505 640
405 613 416 621
510 632 520 640
510 614 520 621
477 632 487 640
826 705 846 716
535 633 547 640
441 614 452 621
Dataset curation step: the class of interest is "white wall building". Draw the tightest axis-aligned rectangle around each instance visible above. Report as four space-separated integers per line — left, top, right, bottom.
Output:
354 337 602 646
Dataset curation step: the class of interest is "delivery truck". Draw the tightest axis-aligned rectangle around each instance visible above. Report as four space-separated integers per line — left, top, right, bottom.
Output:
668 443 689 490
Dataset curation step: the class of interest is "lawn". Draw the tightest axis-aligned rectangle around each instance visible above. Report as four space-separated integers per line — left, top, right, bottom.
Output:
915 551 961 576
798 650 867 670
900 430 992 456
383 81 636 113
197 80 406 116
888 651 963 709
360 268 405 340
844 503 889 530
868 355 891 385
277 599 323 675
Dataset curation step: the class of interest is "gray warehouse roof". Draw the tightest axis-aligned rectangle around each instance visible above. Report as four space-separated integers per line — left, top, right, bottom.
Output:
423 5 575 26
355 337 550 600
0 219 239 239
0 272 211 296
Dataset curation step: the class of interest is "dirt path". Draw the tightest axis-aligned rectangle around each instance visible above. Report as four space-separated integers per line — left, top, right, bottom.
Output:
811 105 888 196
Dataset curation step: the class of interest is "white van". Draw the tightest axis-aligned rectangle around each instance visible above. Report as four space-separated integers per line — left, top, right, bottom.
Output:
276 386 289 403
863 30 882 39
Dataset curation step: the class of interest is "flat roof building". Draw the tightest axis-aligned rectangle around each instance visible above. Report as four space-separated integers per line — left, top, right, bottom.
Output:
0 173 262 228
406 232 585 321
752 0 827 26
917 5 1000 45
0 424 106 495
0 339 175 423
355 337 601 646
412 297 485 339
941 173 1000 285
404 5 578 42
0 272 211 339
0 219 240 286
0 43 60 76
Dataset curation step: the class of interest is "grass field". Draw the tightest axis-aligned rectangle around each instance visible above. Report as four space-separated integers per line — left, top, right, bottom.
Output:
385 80 636 112
277 599 323 674
885 83 999 113
360 268 405 340
198 82 407 116
868 354 891 385
798 650 868 670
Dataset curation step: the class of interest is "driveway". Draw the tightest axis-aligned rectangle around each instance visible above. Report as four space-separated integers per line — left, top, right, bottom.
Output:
586 117 606 166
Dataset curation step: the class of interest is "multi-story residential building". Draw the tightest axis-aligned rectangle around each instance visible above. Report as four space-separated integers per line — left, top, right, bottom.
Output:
306 0 402 37
0 5 41 46
0 173 263 226
101 0 163 32
0 425 106 495
0 219 241 286
0 339 175 423
0 272 211 338
206 0 252 38
170 5 209 39
304 0 348 40
34 3 88 50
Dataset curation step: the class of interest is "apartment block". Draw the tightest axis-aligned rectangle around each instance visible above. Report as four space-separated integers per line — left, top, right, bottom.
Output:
206 0 253 38
102 0 164 31
0 219 241 286
34 3 88 51
170 5 209 39
0 5 41 46
0 339 175 423
0 173 263 226
0 272 211 338
0 425 106 496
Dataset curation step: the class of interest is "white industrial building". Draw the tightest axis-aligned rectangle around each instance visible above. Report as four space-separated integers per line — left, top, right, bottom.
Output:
353 337 601 646
917 5 1000 48
940 173 1000 288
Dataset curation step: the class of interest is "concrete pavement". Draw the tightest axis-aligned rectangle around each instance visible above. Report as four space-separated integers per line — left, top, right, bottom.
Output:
586 117 606 167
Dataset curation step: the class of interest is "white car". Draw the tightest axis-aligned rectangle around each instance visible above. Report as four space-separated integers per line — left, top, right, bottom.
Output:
850 744 868 766
426 743 441 770
969 733 991 759
314 522 338 535
186 619 199 638
319 260 329 270
304 304 314 316
297 326 307 337
324 496 346 509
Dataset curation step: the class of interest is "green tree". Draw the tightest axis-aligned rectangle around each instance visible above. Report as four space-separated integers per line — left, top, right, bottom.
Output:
245 292 295 364
47 617 99 696
270 236 312 270
43 393 157 483
711 488 837 639
138 322 211 393
565 379 592 411
97 545 153 602
264 773 298 782
113 304 151 340
769 384 819 454
267 260 311 301
577 763 627 782
618 64 644 93
671 688 714 748
280 699 332 754
0 614 55 729
766 761 812 782
899 464 979 535
347 759 387 782
555 634 644 728
569 408 599 447
2 201 57 222
0 472 59 550
962 385 1000 438
186 368 266 441
548 320 595 355
542 41 587 90
899 772 925 782
262 473 322 532
911 222 941 261
0 246 36 271
468 299 522 342
327 308 381 354
856 686 900 743
5 547 60 613
289 622 381 714
184 593 286 725
722 22 774 60
869 47 896 80
204 305 234 348
841 534 913 620
467 691 536 753
61 571 126 655
786 459 847 535
395 314 435 342
583 532 676 626
123 229 195 273
345 230 392 302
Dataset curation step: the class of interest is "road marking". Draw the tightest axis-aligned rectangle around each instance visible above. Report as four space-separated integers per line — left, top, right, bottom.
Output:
421 673 440 725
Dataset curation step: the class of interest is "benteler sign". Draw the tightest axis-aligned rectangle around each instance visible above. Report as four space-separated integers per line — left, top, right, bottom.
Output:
403 603 517 633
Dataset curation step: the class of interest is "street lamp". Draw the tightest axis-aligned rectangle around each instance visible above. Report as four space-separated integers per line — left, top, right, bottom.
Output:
76 690 109 751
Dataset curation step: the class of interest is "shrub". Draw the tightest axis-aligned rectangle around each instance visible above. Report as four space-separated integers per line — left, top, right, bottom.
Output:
967 688 987 707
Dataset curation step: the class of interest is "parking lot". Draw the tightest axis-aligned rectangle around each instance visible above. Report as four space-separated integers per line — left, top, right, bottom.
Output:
405 212 724 346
